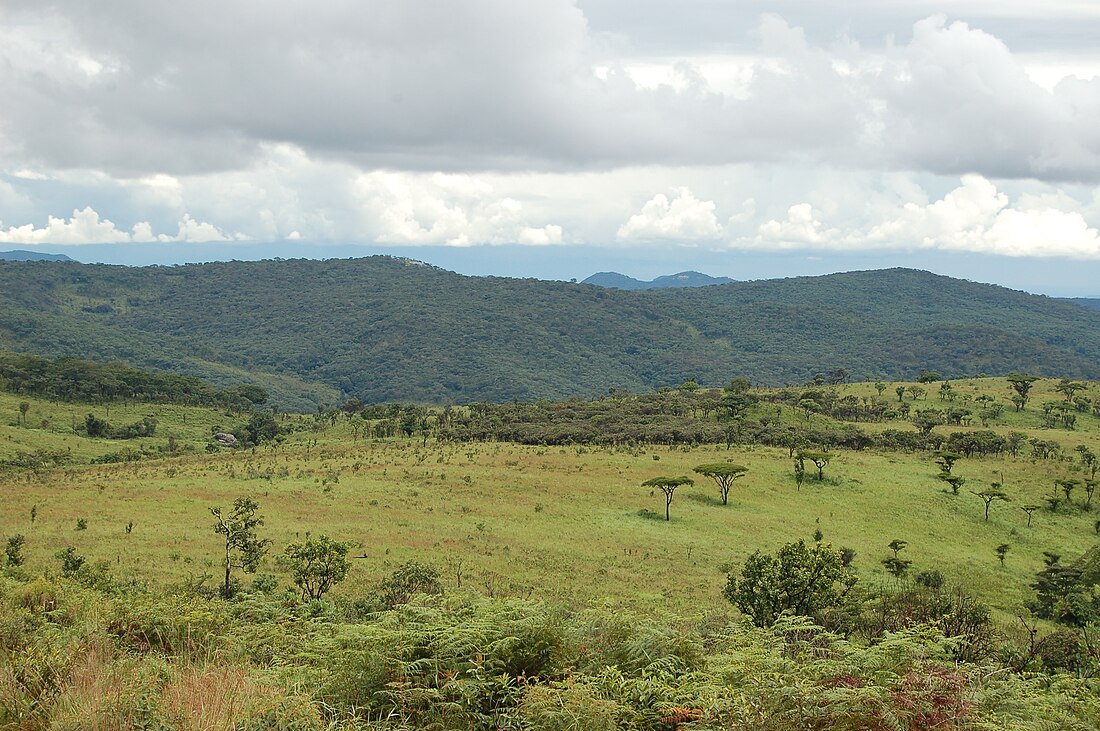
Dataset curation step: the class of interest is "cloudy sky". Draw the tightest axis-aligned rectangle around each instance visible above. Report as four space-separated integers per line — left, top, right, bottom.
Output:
2 1 1100 291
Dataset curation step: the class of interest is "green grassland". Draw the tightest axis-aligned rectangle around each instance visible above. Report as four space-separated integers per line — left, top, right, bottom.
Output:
3 377 1100 623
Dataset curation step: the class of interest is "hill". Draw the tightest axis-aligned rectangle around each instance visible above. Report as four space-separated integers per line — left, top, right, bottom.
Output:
1062 297 1100 312
0 249 73 262
3 257 1100 406
582 269 734 289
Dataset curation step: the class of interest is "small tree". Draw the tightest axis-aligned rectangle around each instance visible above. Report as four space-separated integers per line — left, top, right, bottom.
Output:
971 488 1008 521
5 535 25 566
932 450 960 474
800 451 830 481
938 473 965 496
1006 373 1038 411
18 401 29 426
55 546 85 577
1020 504 1041 528
642 476 694 521
211 497 270 598
279 535 351 601
794 456 806 491
912 409 945 436
723 540 858 628
692 463 748 506
995 543 1010 567
1056 479 1079 506
895 386 906 403
378 561 444 608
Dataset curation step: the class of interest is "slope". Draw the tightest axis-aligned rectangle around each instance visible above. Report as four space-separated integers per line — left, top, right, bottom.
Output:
2 258 1099 406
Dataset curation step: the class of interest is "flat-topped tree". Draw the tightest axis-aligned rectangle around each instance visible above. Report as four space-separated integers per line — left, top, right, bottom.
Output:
932 450 960 474
1021 504 1041 527
1056 378 1086 402
1056 479 1080 506
1006 373 1038 411
938 473 965 495
971 488 1009 521
800 451 831 481
642 476 694 521
693 463 748 505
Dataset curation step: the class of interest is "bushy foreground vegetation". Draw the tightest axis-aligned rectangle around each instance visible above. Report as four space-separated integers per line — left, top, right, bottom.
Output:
3 568 1100 730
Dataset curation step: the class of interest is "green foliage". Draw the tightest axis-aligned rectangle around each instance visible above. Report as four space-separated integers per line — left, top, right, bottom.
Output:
211 497 270 599
377 561 444 609
641 475 694 520
691 462 747 505
723 539 858 629
278 535 351 601
55 546 85 577
5 260 1100 406
4 535 25 566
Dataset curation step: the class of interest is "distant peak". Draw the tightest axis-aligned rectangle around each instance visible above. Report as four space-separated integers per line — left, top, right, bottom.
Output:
582 270 735 290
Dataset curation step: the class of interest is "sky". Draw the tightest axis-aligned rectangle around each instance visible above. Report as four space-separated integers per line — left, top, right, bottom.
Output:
2 1 1100 294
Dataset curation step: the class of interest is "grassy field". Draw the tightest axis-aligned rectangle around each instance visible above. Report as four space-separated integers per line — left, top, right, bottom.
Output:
2 378 1100 621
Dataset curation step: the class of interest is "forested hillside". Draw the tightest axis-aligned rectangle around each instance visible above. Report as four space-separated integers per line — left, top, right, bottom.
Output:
1 257 1099 407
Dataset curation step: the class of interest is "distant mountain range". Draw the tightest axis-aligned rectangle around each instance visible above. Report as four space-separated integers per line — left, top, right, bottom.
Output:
1062 297 1100 311
582 270 734 290
0 250 73 262
3 257 1100 408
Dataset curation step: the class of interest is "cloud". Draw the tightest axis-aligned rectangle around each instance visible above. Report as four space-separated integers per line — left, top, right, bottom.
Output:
617 187 722 242
756 203 837 248
744 174 1100 258
2 4 1098 181
0 207 239 244
352 171 565 245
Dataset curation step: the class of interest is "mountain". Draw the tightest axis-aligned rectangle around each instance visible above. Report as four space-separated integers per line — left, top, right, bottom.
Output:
0 250 73 262
582 270 734 289
1062 297 1100 312
1 257 1099 407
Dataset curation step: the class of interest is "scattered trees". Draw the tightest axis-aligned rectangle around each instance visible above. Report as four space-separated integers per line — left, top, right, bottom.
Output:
692 463 748 505
642 476 694 521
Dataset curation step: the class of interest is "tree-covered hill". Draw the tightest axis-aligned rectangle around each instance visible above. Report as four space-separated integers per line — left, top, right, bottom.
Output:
2 257 1099 407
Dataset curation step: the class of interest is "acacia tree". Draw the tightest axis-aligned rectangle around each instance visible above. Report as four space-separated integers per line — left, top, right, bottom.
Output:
642 476 694 521
932 450 960 474
800 451 831 481
1006 373 1038 411
693 463 748 505
1055 379 1086 402
279 535 351 600
971 488 1009 521
1020 504 1041 528
211 497 270 598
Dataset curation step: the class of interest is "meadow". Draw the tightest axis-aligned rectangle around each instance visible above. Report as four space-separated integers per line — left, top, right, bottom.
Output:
3 377 1099 621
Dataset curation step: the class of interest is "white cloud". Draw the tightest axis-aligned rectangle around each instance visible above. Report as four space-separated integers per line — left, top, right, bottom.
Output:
0 207 132 244
617 187 722 242
352 171 566 245
0 207 240 244
756 203 838 247
742 174 1100 258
